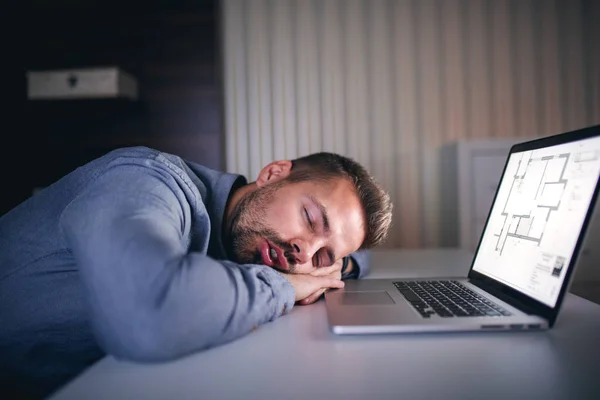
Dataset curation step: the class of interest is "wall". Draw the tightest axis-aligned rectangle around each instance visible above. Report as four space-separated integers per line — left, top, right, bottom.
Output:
1 0 223 215
222 0 600 248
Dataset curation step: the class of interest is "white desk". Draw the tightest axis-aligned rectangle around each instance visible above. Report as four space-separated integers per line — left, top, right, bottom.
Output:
50 249 600 400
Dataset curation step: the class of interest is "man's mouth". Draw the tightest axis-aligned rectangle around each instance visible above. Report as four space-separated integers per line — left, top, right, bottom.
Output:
260 240 289 270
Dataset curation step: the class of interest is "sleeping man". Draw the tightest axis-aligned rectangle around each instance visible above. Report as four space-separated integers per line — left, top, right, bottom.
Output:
0 146 392 398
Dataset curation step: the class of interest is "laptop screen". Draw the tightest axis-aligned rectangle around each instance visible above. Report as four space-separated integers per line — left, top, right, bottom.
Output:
472 135 600 307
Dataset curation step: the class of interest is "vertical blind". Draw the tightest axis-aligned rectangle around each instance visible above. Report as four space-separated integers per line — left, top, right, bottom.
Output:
223 0 599 248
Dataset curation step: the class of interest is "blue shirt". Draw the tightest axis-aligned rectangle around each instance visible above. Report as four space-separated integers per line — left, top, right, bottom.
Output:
0 146 370 397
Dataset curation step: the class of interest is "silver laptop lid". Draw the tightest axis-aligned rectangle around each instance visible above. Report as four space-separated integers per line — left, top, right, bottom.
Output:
468 125 600 325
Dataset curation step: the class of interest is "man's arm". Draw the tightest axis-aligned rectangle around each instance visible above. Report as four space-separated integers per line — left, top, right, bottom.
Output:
59 162 295 362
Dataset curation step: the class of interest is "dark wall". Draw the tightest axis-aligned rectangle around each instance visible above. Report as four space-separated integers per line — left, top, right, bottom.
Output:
2 0 223 215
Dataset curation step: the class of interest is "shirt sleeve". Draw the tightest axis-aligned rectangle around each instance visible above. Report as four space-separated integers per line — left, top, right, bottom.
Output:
349 250 371 279
59 161 295 363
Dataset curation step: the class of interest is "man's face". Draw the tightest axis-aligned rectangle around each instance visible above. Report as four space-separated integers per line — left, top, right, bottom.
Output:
227 176 365 274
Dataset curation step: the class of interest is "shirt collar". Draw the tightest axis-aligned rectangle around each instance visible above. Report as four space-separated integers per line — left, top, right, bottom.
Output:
205 172 247 260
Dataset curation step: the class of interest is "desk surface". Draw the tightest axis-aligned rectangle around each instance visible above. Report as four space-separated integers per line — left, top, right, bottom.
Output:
50 249 600 400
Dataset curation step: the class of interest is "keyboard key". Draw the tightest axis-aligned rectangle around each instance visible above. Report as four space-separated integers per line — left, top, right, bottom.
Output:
399 290 421 303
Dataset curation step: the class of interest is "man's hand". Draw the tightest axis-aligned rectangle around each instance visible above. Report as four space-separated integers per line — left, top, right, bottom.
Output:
283 263 344 304
298 259 344 305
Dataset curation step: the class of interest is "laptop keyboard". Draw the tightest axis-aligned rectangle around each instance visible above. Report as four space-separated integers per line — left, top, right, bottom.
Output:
393 280 513 318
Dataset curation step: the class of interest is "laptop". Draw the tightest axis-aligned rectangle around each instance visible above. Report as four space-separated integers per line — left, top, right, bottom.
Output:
325 124 600 334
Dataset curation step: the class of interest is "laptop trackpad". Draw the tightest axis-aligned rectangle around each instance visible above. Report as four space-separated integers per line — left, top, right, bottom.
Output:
341 291 396 305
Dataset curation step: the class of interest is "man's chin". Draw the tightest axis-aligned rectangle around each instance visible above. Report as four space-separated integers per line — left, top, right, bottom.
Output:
233 252 260 266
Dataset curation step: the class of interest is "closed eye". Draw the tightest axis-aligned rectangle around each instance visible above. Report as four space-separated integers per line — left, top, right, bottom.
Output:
304 207 314 231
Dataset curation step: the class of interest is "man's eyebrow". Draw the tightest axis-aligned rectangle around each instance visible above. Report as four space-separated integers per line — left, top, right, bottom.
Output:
308 195 330 234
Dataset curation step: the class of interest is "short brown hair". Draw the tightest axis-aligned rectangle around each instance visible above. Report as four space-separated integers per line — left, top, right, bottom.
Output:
287 152 393 249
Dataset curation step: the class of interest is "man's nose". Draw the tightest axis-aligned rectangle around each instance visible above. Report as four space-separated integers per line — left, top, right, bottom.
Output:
290 238 316 265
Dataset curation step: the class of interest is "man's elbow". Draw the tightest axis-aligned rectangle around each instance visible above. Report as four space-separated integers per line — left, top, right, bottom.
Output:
96 323 172 363
94 314 218 363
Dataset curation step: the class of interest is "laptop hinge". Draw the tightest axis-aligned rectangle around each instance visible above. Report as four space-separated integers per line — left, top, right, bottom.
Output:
468 278 540 316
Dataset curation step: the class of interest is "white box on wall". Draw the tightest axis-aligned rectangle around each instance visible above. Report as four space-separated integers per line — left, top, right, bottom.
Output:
439 138 528 250
27 67 138 100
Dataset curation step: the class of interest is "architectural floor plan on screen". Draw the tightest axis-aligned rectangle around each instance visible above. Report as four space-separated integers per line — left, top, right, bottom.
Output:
493 152 573 256
473 136 600 307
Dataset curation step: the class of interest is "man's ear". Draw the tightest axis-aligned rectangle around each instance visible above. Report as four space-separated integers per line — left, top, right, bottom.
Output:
256 160 292 187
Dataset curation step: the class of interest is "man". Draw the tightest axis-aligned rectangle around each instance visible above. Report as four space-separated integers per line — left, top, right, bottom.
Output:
0 146 392 398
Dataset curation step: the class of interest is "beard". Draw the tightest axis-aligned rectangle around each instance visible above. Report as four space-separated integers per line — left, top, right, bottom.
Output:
225 183 297 272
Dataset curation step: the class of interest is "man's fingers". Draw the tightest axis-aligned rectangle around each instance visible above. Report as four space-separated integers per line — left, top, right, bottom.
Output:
287 271 345 303
310 263 342 277
299 277 344 305
330 278 345 289
316 274 345 289
299 288 326 305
